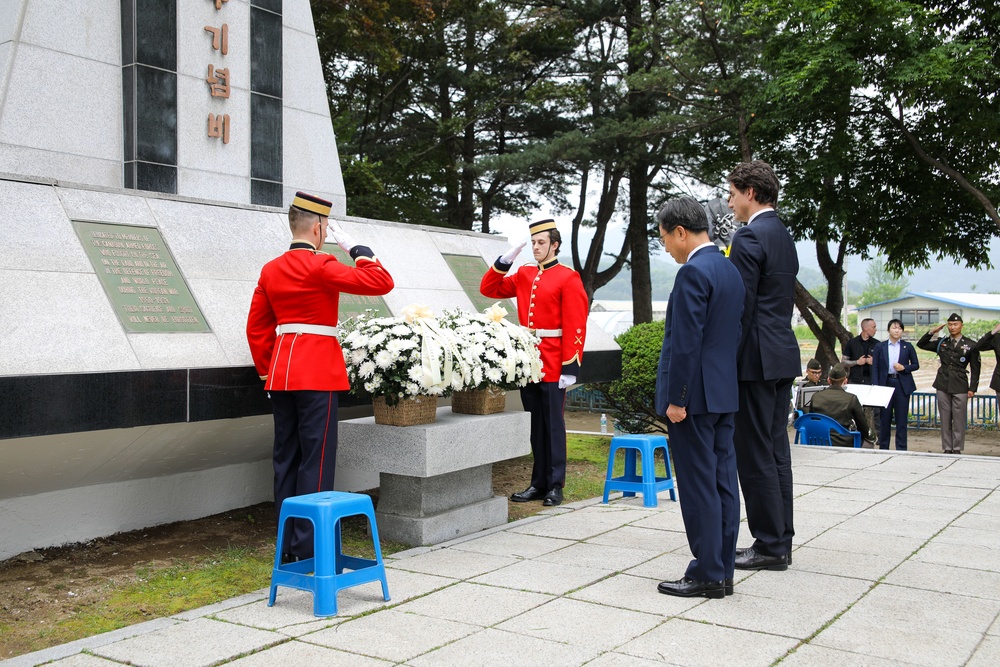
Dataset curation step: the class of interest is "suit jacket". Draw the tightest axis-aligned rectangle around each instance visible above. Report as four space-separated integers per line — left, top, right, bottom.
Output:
656 245 745 416
728 210 800 382
917 331 981 394
807 385 869 447
480 257 588 381
871 339 919 396
973 330 1000 392
246 242 394 391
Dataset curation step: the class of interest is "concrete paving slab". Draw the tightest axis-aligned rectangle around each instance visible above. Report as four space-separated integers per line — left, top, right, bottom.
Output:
859 500 965 523
835 513 951 538
391 581 553 626
617 617 798 667
792 493 876 517
912 540 1000 572
788 545 898 581
776 644 923 666
883 559 1000 601
445 530 573 558
386 547 519 579
933 525 998 548
790 510 850 543
951 511 1000 531
213 593 345 630
899 482 993 501
578 652 673 667
534 540 661 571
221 639 392 666
735 569 872 608
811 584 1000 666
302 609 479 662
791 465 856 486
568 572 705 617
507 507 641 540
406 627 600 666
623 552 704 581
38 657 126 667
990 613 1000 636
170 590 269 621
802 526 925 557
967 636 1000 667
470 558 611 595
496 597 663 650
278 618 346 637
90 618 285 667
625 509 689 533
585 525 690 553
680 591 838 639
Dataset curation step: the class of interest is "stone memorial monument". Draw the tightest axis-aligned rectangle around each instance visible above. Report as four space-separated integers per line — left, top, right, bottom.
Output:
0 0 620 557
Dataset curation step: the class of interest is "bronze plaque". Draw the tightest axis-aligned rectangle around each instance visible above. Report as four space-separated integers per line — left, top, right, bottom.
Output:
320 243 391 321
442 253 517 322
73 221 210 333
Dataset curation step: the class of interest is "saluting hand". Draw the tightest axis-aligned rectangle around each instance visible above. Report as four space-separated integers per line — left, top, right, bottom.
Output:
500 239 528 264
930 324 945 335
329 221 357 253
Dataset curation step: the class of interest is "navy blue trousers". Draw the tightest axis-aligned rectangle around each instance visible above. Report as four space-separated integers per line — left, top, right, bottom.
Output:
733 378 795 557
520 382 567 491
667 412 740 582
879 378 909 451
269 390 338 558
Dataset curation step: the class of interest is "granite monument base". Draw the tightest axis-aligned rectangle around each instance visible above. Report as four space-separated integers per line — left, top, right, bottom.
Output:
338 408 530 546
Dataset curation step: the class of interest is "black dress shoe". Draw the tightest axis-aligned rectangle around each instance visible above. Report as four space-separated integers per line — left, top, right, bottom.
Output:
510 486 546 502
657 577 725 599
542 487 563 506
725 578 734 596
735 547 788 571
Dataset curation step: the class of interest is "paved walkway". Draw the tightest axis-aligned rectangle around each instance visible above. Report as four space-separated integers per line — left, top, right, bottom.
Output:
7 446 1000 667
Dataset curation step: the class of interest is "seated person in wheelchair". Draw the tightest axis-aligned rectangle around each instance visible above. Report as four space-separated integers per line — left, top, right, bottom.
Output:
807 363 873 447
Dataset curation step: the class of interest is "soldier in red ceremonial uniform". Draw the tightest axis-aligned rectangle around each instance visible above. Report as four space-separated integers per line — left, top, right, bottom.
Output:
480 218 588 506
247 192 394 560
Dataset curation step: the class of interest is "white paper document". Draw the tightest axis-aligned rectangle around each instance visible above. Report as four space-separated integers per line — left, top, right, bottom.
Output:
844 384 896 408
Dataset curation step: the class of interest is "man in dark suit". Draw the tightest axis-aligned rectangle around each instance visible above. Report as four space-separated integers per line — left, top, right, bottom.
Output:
871 319 920 450
654 197 745 599
973 322 1000 397
807 363 870 447
727 160 800 572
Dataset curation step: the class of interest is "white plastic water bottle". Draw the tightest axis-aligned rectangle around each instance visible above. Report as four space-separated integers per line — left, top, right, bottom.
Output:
600 413 607 433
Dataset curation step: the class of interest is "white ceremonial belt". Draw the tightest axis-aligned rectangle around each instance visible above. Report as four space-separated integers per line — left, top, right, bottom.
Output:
532 328 562 338
277 323 340 337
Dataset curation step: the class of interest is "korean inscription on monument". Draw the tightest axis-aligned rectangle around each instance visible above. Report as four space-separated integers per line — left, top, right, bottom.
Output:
73 222 211 333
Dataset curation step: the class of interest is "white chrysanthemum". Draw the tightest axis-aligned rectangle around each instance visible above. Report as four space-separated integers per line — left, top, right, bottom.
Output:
396 338 417 350
407 366 424 382
351 349 368 365
472 331 489 344
344 330 360 344
375 349 395 369
405 382 420 395
391 324 412 336
368 332 387 348
485 367 503 383
472 366 483 385
451 376 465 390
351 333 369 348
363 381 377 393
371 374 383 387
484 348 500 363
359 360 376 379
410 350 420 361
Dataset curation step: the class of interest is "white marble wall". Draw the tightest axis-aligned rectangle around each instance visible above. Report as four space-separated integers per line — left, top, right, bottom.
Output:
0 0 346 212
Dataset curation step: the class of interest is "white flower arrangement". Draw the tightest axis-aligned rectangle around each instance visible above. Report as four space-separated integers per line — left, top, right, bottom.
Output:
340 306 465 406
438 304 543 391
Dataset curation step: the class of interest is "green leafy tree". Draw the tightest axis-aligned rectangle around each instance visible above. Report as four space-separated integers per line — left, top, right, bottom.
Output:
586 321 666 435
859 258 908 307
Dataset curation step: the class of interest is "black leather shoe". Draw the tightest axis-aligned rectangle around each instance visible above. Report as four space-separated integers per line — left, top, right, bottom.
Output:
510 486 546 502
657 577 725 599
735 547 788 571
787 552 793 566
542 487 563 506
725 578 734 596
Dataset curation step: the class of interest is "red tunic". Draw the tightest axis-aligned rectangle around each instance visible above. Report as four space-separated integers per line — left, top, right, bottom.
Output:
246 242 394 391
480 257 588 382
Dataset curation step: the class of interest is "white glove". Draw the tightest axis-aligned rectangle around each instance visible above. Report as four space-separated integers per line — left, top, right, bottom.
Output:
500 239 528 264
558 374 576 389
328 221 356 253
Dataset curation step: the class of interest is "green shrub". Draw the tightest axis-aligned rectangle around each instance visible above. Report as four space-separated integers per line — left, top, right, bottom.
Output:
585 321 666 435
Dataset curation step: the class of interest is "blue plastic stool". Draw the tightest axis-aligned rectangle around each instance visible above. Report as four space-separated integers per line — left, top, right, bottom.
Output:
269 491 390 617
602 434 676 507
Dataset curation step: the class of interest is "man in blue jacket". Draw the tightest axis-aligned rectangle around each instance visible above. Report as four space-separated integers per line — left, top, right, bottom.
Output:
727 161 800 572
655 197 745 599
871 319 920 450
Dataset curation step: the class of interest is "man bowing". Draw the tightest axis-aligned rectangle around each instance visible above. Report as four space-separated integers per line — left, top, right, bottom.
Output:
655 198 745 599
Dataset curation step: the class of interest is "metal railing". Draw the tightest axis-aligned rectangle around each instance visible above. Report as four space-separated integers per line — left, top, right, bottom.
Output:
909 392 997 429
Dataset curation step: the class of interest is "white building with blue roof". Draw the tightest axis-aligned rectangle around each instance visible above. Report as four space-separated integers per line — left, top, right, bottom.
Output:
858 292 1000 331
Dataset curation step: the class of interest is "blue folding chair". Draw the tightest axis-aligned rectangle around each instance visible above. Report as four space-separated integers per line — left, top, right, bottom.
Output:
793 413 862 448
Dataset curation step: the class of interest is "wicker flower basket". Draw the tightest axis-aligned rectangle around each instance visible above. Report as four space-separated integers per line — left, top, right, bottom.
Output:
451 385 507 415
372 395 438 426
